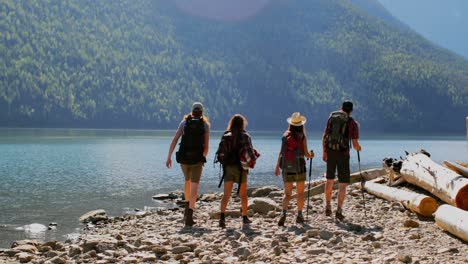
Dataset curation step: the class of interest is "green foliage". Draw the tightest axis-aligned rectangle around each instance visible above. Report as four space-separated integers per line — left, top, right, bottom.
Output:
0 0 467 132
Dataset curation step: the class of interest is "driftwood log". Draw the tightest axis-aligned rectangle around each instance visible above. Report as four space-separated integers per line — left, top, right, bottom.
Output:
400 154 468 210
444 160 468 178
434 204 468 242
292 168 387 198
363 182 438 217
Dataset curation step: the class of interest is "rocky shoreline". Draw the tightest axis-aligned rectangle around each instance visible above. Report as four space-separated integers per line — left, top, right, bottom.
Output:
1 183 467 264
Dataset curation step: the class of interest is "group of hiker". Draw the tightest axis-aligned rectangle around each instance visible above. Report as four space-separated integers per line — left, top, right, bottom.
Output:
166 101 361 227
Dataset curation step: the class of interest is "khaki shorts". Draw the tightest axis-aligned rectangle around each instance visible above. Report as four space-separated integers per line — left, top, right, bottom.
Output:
181 163 203 183
283 172 306 183
224 165 248 184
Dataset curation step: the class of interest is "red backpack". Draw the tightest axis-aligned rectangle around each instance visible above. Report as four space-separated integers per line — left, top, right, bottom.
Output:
280 131 305 174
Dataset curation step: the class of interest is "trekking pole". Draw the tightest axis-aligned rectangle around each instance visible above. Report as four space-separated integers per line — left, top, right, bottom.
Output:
306 151 313 221
357 151 367 218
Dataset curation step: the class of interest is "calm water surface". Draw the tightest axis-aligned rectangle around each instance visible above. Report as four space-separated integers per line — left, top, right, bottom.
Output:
0 128 466 247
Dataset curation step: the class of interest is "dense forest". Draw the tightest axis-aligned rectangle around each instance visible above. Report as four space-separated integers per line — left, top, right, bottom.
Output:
1 0 467 132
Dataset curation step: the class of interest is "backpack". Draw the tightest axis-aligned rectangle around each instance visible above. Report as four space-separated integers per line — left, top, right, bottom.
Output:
176 115 205 164
280 131 305 174
324 111 350 151
215 131 241 166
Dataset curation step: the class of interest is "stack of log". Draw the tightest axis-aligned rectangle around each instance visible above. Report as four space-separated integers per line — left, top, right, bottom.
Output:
300 150 468 242
374 151 468 242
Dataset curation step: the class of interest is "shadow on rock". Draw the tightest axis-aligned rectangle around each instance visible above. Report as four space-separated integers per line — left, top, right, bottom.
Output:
178 226 213 235
336 220 383 234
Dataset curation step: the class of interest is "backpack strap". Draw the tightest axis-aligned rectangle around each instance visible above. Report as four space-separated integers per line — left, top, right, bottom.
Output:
280 134 288 172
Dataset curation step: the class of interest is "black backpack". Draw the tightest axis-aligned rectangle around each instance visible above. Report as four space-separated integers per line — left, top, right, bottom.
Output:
176 115 205 164
324 111 351 151
215 131 241 166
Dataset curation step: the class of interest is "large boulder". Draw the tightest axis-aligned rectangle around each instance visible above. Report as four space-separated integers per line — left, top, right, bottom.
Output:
172 245 192 254
152 190 182 200
16 252 34 263
250 186 280 197
12 244 38 254
79 209 108 224
247 198 281 214
200 193 221 202
80 235 118 253
11 240 39 248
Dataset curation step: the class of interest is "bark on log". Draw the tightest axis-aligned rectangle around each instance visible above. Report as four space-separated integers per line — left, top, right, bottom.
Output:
400 154 468 210
390 177 406 187
444 160 468 178
434 204 468 242
294 168 387 198
363 182 438 217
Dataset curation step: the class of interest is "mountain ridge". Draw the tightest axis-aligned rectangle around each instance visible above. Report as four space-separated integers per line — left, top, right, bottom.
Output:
0 0 467 132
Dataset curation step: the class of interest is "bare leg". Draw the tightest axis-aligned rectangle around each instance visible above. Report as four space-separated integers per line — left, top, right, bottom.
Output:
220 182 234 213
189 182 199 209
325 179 334 207
282 182 293 210
296 181 305 212
239 182 248 216
184 180 191 201
337 183 348 209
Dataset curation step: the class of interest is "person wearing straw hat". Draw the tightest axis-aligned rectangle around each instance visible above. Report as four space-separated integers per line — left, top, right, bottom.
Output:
166 102 210 227
275 112 314 226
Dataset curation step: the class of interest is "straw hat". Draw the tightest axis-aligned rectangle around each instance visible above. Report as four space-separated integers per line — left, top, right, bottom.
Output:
287 112 307 126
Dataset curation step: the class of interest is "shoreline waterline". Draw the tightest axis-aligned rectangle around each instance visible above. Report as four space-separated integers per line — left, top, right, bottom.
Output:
1 182 467 263
0 129 466 248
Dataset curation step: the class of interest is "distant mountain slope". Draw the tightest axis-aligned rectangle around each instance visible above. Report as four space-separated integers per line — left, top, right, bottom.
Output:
378 0 468 59
349 0 409 30
0 0 467 132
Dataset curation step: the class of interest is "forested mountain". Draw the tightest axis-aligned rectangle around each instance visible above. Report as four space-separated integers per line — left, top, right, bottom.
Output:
1 0 467 132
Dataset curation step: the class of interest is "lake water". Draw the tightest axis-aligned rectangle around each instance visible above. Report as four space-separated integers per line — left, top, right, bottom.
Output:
0 128 466 247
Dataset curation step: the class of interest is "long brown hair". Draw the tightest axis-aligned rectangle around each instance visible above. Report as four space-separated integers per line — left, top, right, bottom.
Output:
227 114 247 136
183 111 211 128
287 124 306 140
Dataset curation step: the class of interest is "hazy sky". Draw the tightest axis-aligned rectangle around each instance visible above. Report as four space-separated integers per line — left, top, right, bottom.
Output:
378 0 468 58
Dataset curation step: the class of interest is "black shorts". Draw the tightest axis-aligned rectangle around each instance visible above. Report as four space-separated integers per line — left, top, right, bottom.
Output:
326 149 350 183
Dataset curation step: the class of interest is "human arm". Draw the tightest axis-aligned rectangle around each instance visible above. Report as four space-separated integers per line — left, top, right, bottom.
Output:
203 124 210 159
352 139 361 152
275 151 282 177
275 138 286 177
322 133 327 162
322 118 330 162
303 137 315 159
350 119 361 152
166 123 183 168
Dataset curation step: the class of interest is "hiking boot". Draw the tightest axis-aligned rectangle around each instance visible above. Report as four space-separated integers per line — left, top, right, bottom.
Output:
181 200 189 222
242 216 252 225
325 206 332 217
219 218 226 228
219 213 226 228
278 214 286 226
185 209 196 227
296 214 304 224
335 209 345 221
